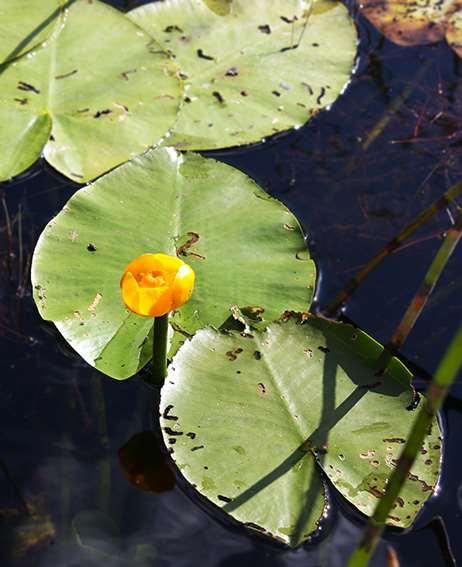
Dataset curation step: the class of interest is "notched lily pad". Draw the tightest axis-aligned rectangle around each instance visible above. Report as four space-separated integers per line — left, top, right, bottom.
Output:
129 0 357 150
0 0 181 182
31 147 315 379
160 313 441 546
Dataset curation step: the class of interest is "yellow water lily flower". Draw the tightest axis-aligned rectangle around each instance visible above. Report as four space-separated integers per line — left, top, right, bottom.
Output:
120 253 195 317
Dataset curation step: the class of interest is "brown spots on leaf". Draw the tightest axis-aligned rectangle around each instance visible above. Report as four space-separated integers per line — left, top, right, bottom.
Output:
272 90 281 97
253 350 262 360
240 90 248 97
94 109 112 118
368 485 385 498
163 427 183 436
186 432 196 439
191 445 205 451
383 437 406 444
304 347 313 358
316 86 326 105
120 69 137 80
408 473 433 492
212 91 225 103
257 382 266 395
14 97 28 105
86 243 97 252
162 405 178 421
164 25 183 33
176 231 205 259
225 67 238 77
226 348 243 361
17 81 40 94
217 494 232 503
55 69 78 80
258 24 271 34
318 346 330 353
197 48 215 60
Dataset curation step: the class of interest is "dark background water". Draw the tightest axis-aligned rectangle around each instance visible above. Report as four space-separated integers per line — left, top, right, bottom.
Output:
1 1 461 566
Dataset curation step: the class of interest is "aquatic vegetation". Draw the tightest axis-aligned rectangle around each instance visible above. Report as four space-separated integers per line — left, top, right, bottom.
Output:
129 0 357 150
358 0 462 57
31 147 315 378
1 0 461 564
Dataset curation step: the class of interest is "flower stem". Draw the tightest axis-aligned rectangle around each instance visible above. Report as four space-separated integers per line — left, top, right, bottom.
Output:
347 324 462 567
151 314 169 387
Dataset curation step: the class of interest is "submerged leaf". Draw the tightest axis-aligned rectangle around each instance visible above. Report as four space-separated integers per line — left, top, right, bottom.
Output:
0 0 181 182
160 314 441 546
128 0 357 150
358 0 462 58
31 148 315 379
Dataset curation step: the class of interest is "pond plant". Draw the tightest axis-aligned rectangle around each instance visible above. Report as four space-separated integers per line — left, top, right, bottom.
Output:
1 0 462 565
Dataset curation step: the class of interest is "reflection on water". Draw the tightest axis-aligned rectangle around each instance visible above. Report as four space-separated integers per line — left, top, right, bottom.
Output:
1 1 462 565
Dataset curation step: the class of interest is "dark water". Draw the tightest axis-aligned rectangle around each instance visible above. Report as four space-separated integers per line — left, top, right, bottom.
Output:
1 1 462 566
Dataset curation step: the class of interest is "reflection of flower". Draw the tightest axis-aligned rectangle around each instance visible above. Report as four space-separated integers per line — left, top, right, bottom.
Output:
120 253 195 317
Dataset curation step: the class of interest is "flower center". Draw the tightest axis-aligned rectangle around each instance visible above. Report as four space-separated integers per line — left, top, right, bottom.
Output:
137 271 166 288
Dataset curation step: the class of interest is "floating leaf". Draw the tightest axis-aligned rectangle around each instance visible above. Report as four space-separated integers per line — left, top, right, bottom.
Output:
31 148 315 379
358 0 462 58
0 0 181 183
128 0 357 150
0 0 63 64
160 314 441 546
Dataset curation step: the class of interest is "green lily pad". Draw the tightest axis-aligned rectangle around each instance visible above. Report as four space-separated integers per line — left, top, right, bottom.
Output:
128 0 357 150
0 0 63 65
31 148 316 379
160 313 441 546
0 0 181 183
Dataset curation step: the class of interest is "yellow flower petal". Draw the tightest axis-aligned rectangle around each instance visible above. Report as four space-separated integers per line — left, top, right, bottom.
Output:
120 253 195 317
172 264 195 310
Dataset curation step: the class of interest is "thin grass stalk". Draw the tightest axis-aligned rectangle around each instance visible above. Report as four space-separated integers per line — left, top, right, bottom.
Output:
388 208 462 351
347 324 462 567
323 179 462 317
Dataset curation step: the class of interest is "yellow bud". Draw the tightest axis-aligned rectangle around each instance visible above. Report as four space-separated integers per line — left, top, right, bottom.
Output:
120 253 195 317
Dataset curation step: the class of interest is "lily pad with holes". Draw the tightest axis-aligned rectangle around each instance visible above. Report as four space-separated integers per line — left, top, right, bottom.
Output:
128 0 357 150
160 313 441 546
31 147 316 379
0 0 181 183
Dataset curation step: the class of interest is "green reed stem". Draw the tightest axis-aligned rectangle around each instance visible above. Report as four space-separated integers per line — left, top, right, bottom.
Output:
150 314 169 387
323 179 462 317
348 324 462 567
388 208 462 351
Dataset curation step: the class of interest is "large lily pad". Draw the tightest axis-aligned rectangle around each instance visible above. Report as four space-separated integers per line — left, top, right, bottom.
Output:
160 314 441 546
128 0 357 150
0 0 181 183
31 148 316 379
